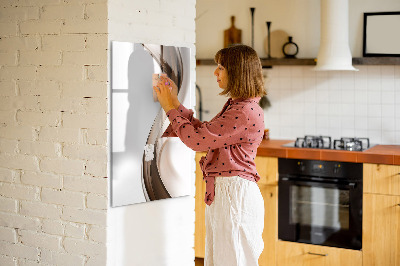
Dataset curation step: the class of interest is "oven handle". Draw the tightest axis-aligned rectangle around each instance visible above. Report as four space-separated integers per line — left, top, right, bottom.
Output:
280 177 357 189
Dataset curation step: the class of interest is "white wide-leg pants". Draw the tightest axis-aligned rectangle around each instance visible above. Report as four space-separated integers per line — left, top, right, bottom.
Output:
205 176 265 266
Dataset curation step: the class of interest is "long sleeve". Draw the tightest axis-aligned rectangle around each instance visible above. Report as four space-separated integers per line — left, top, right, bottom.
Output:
161 103 202 137
165 105 249 152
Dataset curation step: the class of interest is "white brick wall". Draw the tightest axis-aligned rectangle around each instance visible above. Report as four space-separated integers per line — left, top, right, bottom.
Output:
0 0 108 265
1 0 197 264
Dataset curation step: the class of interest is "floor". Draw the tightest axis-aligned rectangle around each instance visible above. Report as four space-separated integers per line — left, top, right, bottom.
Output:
195 257 204 266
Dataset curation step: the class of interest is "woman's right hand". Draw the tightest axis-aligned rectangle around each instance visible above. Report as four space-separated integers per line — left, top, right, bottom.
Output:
160 76 180 108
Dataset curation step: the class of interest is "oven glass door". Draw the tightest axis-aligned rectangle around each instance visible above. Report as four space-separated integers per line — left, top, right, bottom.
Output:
278 177 362 250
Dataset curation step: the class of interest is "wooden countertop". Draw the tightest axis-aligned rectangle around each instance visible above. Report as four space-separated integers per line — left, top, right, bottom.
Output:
257 139 400 165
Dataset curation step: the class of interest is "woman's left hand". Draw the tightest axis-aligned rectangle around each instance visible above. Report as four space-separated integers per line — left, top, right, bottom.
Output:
153 79 175 113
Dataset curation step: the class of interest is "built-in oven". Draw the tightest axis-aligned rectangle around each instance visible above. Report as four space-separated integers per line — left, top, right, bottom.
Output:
278 158 363 250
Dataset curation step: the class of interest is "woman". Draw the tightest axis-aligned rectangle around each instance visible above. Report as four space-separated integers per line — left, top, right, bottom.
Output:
154 44 266 266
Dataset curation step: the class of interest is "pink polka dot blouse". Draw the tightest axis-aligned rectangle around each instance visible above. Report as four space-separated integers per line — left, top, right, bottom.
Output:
161 97 265 205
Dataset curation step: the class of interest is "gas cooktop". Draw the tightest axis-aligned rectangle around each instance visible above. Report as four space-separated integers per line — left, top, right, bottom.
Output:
282 135 375 151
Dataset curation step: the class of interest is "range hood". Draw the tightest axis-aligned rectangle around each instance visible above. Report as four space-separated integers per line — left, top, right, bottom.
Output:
314 0 358 71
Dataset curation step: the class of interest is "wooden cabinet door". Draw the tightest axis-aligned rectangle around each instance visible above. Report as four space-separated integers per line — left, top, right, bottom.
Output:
259 185 278 266
255 156 278 186
363 193 400 266
276 241 362 266
195 152 207 258
364 164 400 196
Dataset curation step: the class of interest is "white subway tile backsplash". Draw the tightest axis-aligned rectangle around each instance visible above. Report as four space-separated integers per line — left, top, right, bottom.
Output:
342 128 355 137
279 77 291 89
382 105 395 118
316 77 329 90
381 66 395 77
279 126 293 138
328 88 342 103
395 66 400 78
277 67 292 78
291 78 304 90
382 131 396 144
395 105 400 118
280 114 292 127
355 116 368 130
304 88 316 103
303 67 316 78
382 78 395 91
329 116 342 129
382 117 396 131
367 77 381 91
316 89 329 103
368 117 382 131
354 73 367 91
291 67 303 78
304 102 316 115
367 104 382 118
197 65 400 144
367 66 381 76
316 103 329 116
342 117 355 129
367 91 381 104
341 71 355 81
328 74 341 89
368 130 382 144
341 89 355 104
316 115 330 128
354 89 368 104
341 104 355 116
382 90 395 104
355 104 368 117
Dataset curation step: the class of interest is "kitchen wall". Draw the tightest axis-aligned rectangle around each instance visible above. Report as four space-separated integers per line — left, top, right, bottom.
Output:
196 0 400 145
0 0 196 266
107 1 196 266
0 0 108 265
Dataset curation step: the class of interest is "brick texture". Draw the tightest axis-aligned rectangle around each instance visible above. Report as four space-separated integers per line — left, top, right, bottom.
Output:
0 0 197 264
0 1 108 264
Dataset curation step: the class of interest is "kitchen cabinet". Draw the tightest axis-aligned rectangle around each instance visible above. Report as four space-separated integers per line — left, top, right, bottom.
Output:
195 152 207 258
195 156 400 265
363 163 400 266
363 163 400 196
194 154 279 265
255 156 278 266
259 184 278 266
255 156 278 186
363 193 400 266
276 241 362 266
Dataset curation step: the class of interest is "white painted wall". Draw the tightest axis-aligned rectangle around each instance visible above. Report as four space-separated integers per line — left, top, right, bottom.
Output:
107 1 197 266
196 0 400 145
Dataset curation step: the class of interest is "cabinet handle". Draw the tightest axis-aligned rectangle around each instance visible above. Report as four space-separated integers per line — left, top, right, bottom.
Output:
307 252 328 256
397 204 400 207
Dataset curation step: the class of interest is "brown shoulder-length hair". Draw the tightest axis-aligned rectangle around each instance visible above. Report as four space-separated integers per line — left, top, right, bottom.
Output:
214 44 266 99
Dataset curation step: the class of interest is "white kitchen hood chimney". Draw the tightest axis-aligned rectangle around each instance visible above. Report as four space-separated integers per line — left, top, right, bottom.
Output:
314 0 358 71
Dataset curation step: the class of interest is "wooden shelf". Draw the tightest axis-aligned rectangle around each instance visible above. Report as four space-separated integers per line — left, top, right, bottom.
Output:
352 57 400 65
196 57 400 67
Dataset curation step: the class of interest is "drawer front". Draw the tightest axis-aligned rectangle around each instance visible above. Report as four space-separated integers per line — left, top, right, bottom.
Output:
364 164 400 196
277 241 362 266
